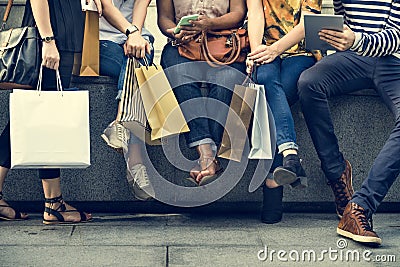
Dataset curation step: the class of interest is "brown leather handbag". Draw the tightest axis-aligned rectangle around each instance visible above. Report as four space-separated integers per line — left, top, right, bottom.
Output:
177 28 249 66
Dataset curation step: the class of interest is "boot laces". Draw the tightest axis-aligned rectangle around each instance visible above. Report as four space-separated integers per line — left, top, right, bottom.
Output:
353 205 373 231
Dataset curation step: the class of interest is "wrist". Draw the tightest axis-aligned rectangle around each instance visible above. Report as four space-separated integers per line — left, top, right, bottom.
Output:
125 25 139 37
350 32 362 50
271 42 282 55
41 36 55 43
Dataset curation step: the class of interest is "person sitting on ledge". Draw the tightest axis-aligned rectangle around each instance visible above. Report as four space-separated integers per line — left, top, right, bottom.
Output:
298 0 400 247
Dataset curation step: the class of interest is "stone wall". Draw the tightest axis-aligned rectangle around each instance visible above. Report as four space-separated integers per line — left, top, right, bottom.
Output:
1 1 399 213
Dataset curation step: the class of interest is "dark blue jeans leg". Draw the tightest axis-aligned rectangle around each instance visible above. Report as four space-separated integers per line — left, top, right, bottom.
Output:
207 62 246 146
352 55 400 218
256 58 298 153
265 56 316 173
161 44 212 146
298 51 375 181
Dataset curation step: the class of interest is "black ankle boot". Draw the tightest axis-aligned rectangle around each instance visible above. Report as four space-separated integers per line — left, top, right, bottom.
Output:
273 154 307 186
261 185 283 224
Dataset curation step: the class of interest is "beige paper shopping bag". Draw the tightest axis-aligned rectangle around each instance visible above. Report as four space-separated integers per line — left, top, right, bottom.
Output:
218 84 257 162
73 11 99 76
135 64 189 140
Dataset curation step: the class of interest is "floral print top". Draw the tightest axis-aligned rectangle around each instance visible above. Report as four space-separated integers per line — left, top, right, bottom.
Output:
263 0 322 55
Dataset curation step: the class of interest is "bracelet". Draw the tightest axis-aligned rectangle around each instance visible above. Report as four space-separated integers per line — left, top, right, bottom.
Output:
41 36 55 43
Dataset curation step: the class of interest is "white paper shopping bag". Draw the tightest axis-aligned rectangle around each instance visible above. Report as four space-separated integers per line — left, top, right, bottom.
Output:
9 70 90 168
248 83 273 159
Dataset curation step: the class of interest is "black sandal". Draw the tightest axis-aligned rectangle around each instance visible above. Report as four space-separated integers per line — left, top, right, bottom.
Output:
0 191 28 221
43 195 92 225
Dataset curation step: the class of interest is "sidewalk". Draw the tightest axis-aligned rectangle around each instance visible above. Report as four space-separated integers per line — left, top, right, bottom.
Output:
1 213 399 266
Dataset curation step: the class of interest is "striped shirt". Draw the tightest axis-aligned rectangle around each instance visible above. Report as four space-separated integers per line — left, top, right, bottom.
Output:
333 0 400 58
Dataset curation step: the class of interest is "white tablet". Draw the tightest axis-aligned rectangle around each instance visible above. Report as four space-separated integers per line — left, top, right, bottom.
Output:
304 14 344 51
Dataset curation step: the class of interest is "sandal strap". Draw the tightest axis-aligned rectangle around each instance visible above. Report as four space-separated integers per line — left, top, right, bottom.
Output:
63 209 88 221
44 195 66 215
44 195 63 204
44 206 65 222
198 157 219 170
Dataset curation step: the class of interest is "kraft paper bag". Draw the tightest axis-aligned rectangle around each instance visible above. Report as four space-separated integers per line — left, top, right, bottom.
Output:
135 64 190 140
73 10 99 76
218 84 257 162
116 58 161 145
9 71 90 168
248 83 273 159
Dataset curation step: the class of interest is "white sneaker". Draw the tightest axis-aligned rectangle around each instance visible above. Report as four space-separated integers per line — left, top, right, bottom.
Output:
101 121 130 151
127 164 154 201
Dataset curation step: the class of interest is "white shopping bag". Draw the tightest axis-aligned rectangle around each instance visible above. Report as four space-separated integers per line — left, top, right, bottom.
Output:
9 70 90 168
248 83 273 159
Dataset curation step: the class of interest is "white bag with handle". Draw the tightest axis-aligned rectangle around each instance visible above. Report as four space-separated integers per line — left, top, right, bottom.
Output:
10 68 90 168
248 82 273 159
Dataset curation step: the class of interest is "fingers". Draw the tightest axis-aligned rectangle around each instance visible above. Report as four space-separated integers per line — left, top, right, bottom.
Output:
319 30 350 51
94 0 102 16
42 58 59 70
246 58 253 74
125 41 148 59
248 45 267 57
145 42 151 55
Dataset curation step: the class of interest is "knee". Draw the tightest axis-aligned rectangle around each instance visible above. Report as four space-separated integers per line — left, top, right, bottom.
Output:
256 67 274 86
297 68 323 102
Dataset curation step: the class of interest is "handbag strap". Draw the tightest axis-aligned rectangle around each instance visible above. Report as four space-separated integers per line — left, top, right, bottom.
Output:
201 30 242 66
2 0 13 30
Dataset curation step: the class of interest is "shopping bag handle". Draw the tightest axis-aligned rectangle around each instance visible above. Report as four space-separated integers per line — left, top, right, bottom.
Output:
36 66 63 93
140 56 157 70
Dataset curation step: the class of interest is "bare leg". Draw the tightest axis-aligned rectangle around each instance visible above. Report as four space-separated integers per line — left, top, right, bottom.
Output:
0 166 28 219
195 144 219 183
42 178 92 223
266 178 280 188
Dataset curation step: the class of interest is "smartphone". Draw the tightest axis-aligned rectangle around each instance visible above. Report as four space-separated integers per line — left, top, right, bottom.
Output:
174 14 199 34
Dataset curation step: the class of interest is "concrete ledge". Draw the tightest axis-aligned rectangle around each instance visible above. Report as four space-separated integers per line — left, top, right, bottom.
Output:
1 75 400 213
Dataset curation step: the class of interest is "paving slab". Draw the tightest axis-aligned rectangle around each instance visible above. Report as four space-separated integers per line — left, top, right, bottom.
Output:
0 246 166 267
0 213 399 266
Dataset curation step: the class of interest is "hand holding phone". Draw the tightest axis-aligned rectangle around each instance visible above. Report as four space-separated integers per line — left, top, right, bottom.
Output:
174 14 199 34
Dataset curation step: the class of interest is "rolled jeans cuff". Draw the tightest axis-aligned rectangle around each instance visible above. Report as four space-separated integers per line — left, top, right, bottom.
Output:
188 138 217 153
278 142 299 154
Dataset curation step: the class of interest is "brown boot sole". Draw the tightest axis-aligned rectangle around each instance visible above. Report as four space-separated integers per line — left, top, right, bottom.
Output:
337 227 382 246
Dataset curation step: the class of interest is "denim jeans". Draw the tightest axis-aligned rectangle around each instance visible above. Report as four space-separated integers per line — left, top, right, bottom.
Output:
256 55 316 155
100 40 154 95
100 40 154 144
160 43 246 148
298 51 400 218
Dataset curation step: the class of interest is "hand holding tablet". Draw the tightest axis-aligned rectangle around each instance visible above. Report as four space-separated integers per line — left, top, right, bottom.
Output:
304 14 344 51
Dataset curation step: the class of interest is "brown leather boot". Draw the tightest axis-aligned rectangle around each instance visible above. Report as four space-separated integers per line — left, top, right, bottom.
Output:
327 160 354 218
337 202 382 246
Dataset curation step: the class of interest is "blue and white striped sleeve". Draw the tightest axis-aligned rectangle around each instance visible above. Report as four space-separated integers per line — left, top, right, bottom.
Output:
333 0 345 15
351 1 400 57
